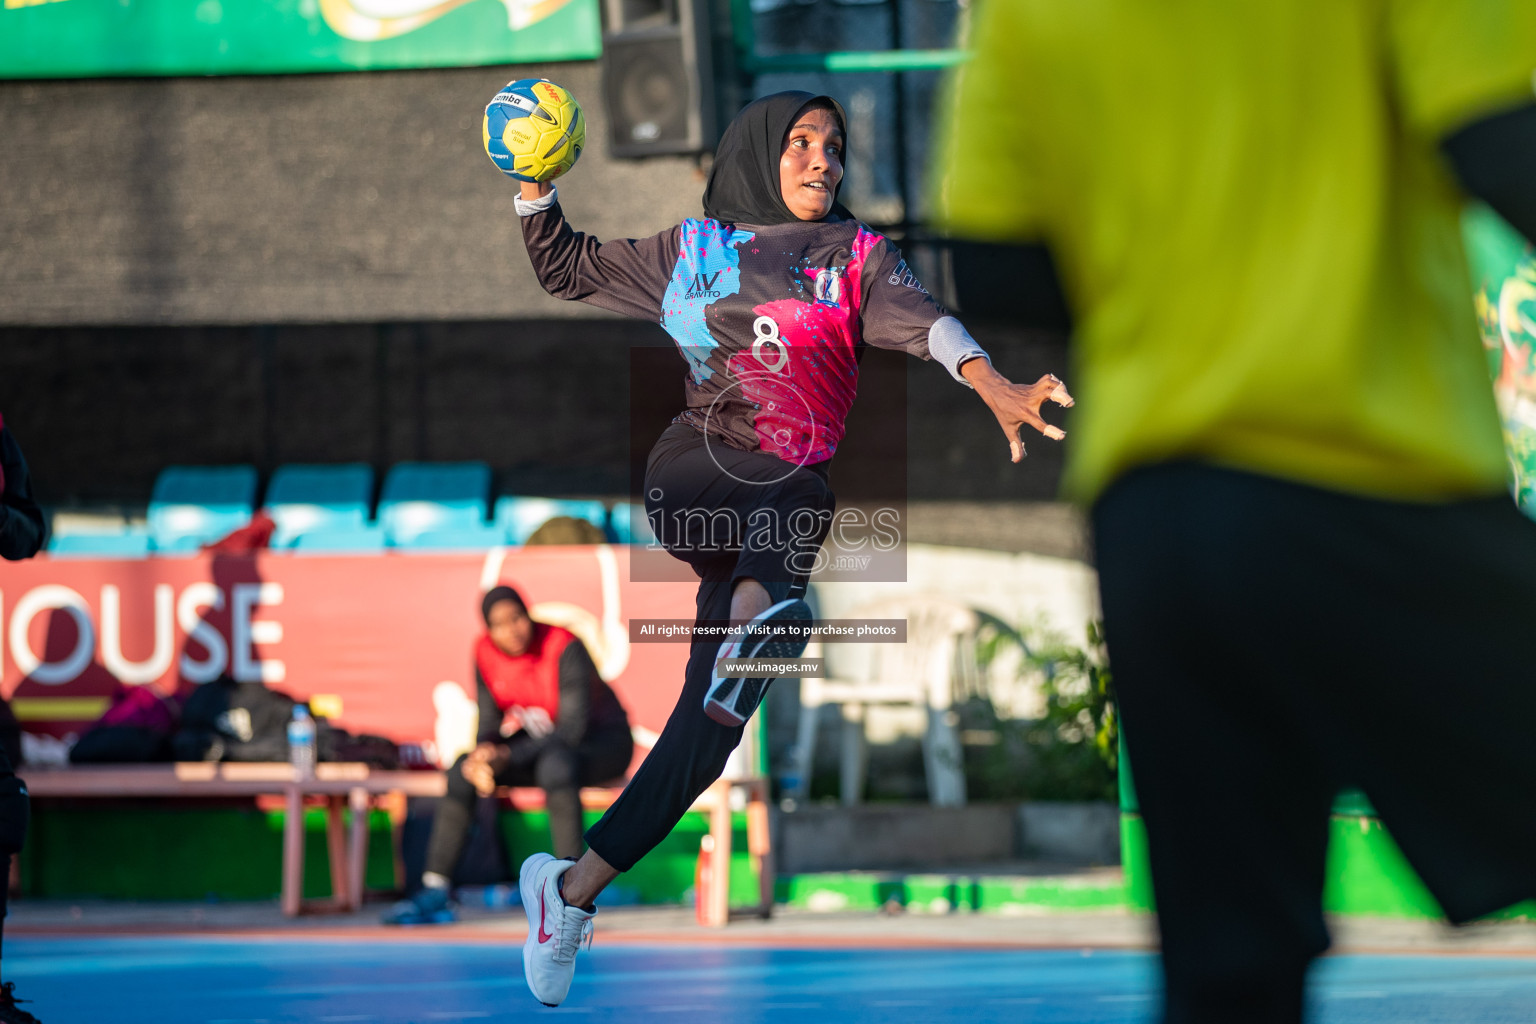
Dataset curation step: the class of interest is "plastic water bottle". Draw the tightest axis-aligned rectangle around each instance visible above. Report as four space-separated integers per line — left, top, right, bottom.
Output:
288 705 317 780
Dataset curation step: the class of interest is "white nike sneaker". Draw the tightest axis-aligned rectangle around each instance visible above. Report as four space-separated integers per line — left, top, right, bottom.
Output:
704 598 812 726
519 853 595 1007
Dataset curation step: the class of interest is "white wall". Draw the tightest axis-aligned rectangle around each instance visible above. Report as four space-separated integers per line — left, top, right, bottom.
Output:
809 542 1100 649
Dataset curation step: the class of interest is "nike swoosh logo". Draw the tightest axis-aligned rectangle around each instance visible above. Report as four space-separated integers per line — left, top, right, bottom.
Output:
538 891 555 944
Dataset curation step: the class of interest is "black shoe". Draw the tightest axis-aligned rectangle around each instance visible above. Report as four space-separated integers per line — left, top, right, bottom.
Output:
0 982 40 1024
704 598 812 726
381 884 456 925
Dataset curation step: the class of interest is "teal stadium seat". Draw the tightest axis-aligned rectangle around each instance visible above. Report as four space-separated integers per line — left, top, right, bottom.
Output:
401 525 508 551
607 501 657 545
495 496 609 546
378 462 492 547
48 530 153 559
147 465 258 554
265 463 374 548
290 526 388 554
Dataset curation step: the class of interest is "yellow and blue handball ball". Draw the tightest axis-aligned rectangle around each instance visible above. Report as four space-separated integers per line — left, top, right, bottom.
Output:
482 78 585 183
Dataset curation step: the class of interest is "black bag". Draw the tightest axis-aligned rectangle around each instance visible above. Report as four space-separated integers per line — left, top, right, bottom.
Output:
69 685 180 764
324 729 402 769
173 676 403 766
170 728 225 762
70 726 173 764
176 676 298 762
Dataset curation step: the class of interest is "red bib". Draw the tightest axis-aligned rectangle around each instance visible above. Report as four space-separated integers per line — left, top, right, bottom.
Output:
475 623 576 724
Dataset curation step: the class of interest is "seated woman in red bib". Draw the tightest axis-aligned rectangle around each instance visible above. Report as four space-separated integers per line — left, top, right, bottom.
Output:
384 585 632 925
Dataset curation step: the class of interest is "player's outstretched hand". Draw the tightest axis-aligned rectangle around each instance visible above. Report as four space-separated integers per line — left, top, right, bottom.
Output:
961 360 1074 462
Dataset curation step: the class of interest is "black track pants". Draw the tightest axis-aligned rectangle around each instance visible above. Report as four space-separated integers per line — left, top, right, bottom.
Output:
0 745 27 968
426 726 633 871
583 425 834 872
1095 462 1536 1024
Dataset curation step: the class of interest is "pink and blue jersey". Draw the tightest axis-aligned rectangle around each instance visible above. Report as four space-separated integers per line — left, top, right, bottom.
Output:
522 199 948 466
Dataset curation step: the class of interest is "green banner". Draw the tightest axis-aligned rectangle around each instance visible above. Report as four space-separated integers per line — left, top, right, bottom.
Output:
0 0 599 78
1465 204 1536 516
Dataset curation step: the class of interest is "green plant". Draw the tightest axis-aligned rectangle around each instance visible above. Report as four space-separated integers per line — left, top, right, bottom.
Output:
1022 620 1117 801
962 619 1118 802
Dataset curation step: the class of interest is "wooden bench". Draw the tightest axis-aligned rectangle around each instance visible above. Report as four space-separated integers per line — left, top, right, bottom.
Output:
17 763 773 926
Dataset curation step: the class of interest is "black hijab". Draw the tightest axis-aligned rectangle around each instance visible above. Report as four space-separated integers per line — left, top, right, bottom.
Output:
481 584 527 624
702 91 853 226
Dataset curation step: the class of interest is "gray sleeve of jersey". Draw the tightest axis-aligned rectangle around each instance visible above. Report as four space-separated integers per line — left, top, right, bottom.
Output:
927 316 993 387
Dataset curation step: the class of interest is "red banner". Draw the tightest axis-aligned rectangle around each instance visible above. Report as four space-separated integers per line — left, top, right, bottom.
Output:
0 548 697 753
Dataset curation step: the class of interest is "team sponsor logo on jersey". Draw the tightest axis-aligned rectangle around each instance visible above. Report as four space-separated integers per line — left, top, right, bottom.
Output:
813 267 844 305
887 259 927 294
685 271 723 299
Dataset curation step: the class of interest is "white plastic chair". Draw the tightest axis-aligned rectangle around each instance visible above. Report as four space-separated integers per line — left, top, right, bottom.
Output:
790 596 981 807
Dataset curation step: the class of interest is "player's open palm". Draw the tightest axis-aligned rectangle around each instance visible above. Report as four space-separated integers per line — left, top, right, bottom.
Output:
983 373 1074 462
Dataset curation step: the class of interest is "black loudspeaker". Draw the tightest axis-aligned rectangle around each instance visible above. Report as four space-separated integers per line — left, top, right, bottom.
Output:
601 0 717 157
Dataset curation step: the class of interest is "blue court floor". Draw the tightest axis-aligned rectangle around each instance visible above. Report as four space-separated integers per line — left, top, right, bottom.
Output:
9 935 1536 1023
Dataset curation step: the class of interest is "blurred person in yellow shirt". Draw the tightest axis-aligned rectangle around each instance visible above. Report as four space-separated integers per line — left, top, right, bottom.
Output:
935 4 1536 1022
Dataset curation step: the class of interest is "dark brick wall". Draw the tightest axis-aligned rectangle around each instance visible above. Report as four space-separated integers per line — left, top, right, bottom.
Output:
0 322 1068 507
0 63 702 326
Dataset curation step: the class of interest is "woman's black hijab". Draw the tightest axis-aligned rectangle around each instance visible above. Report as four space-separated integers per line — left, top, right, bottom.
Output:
702 91 853 226
481 585 527 625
